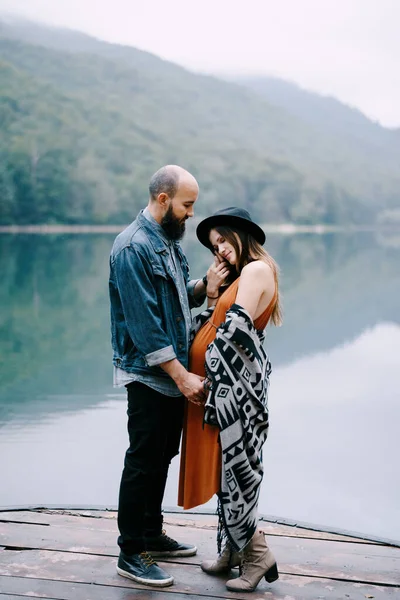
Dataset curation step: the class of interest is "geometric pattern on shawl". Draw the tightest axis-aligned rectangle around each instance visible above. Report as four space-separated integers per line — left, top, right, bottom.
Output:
202 303 272 552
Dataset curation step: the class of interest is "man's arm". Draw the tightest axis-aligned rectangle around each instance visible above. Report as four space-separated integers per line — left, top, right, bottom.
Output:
189 278 207 304
114 246 204 402
115 246 176 364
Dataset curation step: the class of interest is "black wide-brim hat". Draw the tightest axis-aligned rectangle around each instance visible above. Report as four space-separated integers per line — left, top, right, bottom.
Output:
196 207 266 249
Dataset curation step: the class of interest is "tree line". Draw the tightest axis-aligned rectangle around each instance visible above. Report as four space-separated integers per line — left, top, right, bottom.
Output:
0 28 398 226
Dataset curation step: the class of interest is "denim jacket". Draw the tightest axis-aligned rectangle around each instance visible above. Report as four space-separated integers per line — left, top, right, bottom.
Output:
109 210 203 380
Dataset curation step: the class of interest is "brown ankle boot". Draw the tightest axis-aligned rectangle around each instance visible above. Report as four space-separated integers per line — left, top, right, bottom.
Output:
201 543 242 574
226 530 279 592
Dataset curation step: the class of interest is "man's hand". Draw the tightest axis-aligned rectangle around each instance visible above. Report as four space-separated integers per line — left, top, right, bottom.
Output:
176 372 206 406
160 358 206 405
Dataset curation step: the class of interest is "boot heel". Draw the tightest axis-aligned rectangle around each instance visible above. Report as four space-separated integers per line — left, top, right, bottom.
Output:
264 562 279 583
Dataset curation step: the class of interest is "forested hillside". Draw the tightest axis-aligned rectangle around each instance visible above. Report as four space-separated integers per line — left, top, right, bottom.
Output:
234 76 400 153
0 17 399 225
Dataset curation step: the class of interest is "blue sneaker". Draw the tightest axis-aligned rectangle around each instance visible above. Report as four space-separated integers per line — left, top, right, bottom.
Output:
146 529 197 557
117 550 174 587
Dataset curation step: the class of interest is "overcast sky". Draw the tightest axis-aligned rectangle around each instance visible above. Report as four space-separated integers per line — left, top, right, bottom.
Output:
1 0 399 127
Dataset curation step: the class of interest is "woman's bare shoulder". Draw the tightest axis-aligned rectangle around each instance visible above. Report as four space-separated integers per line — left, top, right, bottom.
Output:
240 261 275 296
237 261 275 318
241 260 273 278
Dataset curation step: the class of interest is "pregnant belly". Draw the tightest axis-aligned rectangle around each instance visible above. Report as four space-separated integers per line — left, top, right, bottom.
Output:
189 322 216 377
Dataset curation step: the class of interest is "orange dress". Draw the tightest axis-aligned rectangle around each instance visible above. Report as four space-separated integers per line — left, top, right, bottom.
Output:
178 278 277 509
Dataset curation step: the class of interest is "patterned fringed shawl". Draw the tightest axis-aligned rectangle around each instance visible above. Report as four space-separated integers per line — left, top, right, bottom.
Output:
190 303 271 552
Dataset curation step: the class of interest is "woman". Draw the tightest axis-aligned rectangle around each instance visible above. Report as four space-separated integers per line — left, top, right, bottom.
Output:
178 207 282 593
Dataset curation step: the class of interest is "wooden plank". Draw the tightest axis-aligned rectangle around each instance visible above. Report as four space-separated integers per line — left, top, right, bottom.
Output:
0 520 216 559
69 509 398 545
0 511 117 532
0 575 210 600
0 554 399 600
0 510 384 545
1 519 399 585
0 521 399 587
0 596 60 600
0 596 61 600
164 515 382 545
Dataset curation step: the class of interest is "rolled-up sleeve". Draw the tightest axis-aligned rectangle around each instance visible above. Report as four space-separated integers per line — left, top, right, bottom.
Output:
114 246 176 366
144 345 176 366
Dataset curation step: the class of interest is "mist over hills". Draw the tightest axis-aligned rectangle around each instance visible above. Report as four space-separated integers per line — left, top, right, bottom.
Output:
0 16 399 225
234 75 399 143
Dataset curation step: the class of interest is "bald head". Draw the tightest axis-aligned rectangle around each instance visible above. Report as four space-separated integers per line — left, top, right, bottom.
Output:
147 165 199 239
149 165 198 202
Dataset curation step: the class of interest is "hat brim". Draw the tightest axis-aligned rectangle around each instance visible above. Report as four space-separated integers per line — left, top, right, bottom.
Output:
196 214 266 249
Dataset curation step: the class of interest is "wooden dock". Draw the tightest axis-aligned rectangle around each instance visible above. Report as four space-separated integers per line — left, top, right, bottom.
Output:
0 509 399 599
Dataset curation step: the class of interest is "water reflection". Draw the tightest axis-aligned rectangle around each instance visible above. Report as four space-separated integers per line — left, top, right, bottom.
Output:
262 321 400 540
0 234 114 423
0 230 399 540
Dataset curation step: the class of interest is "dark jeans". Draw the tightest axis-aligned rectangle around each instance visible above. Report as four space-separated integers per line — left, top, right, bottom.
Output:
117 381 184 555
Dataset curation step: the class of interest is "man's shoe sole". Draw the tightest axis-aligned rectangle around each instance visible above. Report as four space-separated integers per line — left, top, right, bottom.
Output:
149 546 197 558
116 566 174 587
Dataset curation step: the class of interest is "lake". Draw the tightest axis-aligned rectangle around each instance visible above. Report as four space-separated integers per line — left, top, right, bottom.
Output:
1 228 399 542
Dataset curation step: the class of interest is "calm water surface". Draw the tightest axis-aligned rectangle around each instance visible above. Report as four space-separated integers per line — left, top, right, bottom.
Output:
1 229 399 541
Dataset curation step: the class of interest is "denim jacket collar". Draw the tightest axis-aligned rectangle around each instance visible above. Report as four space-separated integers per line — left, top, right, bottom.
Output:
138 209 180 254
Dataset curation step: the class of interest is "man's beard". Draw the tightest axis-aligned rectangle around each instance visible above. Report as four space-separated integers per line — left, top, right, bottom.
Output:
161 205 186 241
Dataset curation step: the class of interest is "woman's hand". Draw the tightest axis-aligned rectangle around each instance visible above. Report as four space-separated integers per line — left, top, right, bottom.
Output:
206 256 230 297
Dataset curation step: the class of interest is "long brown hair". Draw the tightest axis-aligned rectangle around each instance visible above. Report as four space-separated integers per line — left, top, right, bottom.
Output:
214 226 282 326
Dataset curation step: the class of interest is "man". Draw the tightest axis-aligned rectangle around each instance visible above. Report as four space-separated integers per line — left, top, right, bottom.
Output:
109 165 208 587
